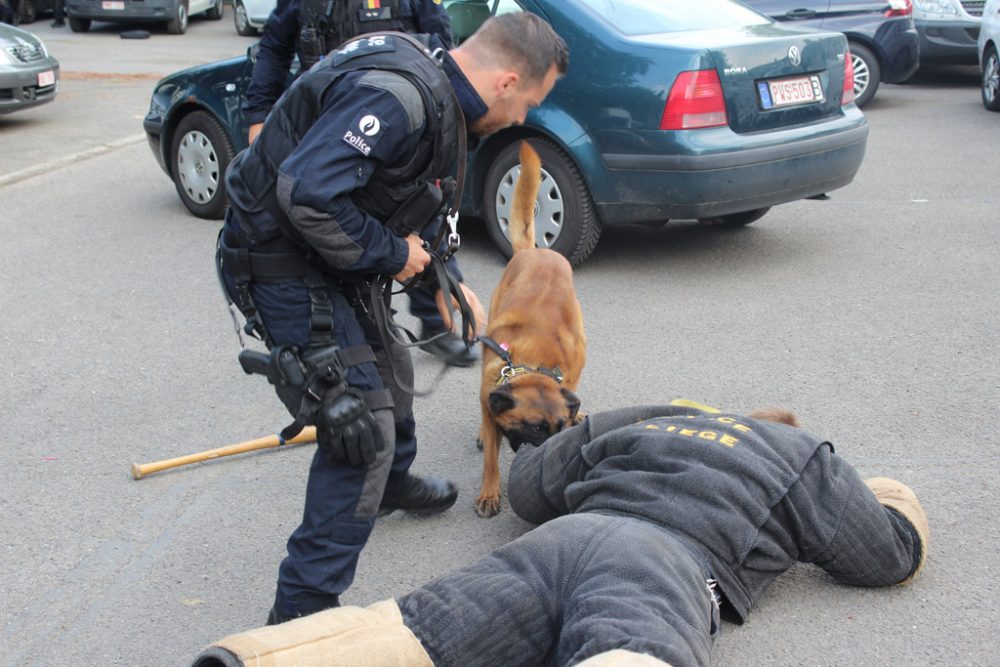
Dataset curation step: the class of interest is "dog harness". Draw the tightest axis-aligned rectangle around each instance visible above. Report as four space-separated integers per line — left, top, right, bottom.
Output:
478 336 564 386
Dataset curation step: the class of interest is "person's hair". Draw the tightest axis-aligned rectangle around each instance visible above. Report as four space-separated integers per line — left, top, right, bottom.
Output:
464 13 569 83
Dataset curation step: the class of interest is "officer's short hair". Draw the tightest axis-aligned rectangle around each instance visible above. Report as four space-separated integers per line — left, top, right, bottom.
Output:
466 13 569 83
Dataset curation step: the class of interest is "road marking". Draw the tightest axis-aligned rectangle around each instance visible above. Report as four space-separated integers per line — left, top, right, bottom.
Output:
0 133 147 188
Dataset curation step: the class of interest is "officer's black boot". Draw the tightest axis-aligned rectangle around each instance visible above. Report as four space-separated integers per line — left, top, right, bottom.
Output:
266 592 340 625
379 474 458 516
419 325 478 367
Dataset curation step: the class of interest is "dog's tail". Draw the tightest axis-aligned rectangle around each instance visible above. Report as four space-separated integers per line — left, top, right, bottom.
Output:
509 141 542 253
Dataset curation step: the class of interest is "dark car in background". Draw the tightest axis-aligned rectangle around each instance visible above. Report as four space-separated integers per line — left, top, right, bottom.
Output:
65 0 224 34
742 0 920 106
145 0 868 266
9 0 57 24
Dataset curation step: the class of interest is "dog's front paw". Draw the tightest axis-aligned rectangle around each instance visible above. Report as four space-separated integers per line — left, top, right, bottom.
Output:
475 494 501 518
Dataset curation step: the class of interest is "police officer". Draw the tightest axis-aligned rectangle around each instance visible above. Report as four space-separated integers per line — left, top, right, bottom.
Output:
218 13 568 624
193 402 929 666
244 0 473 365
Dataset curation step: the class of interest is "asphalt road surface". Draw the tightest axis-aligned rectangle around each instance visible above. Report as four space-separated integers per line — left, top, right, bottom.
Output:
2 14 998 667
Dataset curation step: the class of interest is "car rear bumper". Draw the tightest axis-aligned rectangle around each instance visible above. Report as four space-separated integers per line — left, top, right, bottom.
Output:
915 19 981 65
596 119 869 223
66 1 177 22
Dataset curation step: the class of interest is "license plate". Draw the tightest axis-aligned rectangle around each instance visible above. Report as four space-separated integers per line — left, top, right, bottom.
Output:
758 75 823 109
37 70 55 87
102 0 125 9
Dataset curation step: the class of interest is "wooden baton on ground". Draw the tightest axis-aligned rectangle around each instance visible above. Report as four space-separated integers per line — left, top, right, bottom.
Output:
131 426 317 480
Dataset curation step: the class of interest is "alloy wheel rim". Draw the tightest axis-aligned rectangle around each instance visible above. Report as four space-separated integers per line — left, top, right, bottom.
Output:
236 3 248 30
495 163 564 249
986 54 1000 102
851 53 869 99
177 130 219 204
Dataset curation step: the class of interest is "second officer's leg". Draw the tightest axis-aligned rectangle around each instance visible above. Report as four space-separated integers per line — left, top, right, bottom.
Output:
360 304 458 515
411 216 477 367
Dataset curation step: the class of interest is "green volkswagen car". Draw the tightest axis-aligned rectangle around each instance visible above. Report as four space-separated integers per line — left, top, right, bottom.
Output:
144 0 868 266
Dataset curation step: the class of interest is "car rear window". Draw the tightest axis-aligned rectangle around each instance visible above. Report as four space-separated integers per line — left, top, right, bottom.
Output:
577 0 770 35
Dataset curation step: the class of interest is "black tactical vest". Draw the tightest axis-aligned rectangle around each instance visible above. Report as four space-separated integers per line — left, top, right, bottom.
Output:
228 33 460 248
298 0 415 71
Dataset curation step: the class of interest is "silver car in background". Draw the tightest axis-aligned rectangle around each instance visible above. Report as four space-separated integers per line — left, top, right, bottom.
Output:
0 23 59 114
232 0 276 36
912 0 984 65
978 0 1000 108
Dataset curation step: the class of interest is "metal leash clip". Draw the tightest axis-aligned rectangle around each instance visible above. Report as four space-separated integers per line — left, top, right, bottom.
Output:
444 210 461 260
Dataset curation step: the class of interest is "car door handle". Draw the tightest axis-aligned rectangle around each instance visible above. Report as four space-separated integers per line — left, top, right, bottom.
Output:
784 8 816 19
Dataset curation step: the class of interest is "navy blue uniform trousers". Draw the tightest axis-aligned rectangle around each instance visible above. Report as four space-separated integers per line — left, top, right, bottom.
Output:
222 248 418 616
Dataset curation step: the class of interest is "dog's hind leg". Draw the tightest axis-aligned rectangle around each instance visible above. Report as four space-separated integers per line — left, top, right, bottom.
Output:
476 420 504 518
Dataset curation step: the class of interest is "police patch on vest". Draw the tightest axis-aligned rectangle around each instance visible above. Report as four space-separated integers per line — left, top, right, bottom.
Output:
343 108 387 156
359 4 393 22
332 34 396 67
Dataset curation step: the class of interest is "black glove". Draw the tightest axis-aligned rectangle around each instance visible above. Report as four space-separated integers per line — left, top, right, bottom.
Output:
316 391 382 466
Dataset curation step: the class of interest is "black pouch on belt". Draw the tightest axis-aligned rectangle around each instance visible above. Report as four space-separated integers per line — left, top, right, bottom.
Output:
384 180 444 237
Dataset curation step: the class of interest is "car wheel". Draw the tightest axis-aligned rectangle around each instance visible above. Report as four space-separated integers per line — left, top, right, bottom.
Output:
206 0 223 21
233 0 257 36
698 207 770 228
16 0 36 23
171 111 235 219
166 0 189 34
849 42 880 108
982 46 1000 112
68 16 90 32
483 138 601 267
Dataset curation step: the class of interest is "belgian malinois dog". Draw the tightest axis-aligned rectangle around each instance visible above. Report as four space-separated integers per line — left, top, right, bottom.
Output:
475 141 587 518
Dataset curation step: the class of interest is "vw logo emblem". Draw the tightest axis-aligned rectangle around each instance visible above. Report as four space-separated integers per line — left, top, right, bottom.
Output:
788 45 801 66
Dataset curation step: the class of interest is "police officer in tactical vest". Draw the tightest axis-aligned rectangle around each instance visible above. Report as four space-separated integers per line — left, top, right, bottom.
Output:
244 0 472 365
218 13 568 624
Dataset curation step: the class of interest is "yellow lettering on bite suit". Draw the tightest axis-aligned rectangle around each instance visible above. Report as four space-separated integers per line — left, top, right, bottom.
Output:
637 415 755 448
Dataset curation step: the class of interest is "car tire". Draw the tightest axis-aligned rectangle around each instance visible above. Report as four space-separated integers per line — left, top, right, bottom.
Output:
206 0 223 21
16 0 36 24
698 207 770 228
171 111 235 220
68 16 90 32
981 46 1000 112
166 0 189 34
233 0 257 35
483 138 601 267
849 42 880 108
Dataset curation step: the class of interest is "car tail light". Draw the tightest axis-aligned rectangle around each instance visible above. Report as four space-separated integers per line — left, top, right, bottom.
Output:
660 69 728 130
842 51 855 105
885 0 912 17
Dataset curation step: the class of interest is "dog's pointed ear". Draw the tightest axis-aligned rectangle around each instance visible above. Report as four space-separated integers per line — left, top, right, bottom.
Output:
488 384 517 417
561 388 581 422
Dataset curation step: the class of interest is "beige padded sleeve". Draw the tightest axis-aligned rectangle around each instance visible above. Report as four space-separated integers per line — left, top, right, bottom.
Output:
575 649 673 667
865 477 930 585
207 599 433 667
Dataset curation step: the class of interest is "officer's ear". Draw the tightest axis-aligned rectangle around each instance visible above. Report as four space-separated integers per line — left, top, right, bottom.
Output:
495 70 520 99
